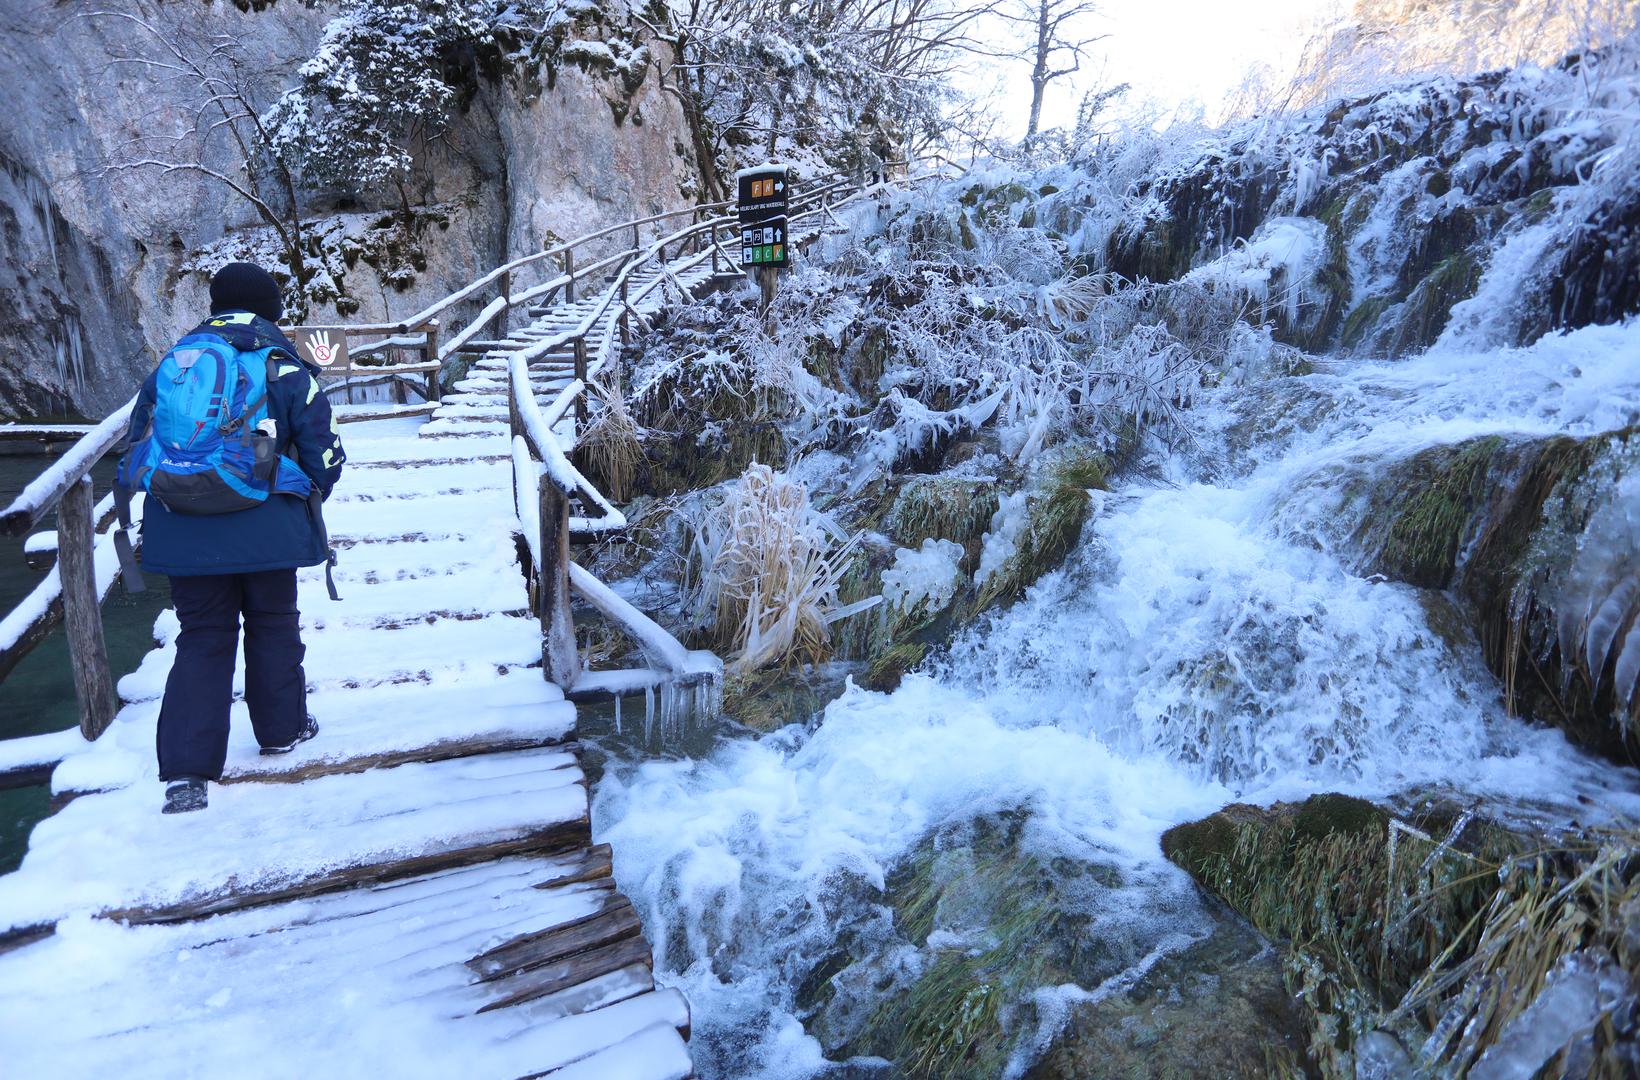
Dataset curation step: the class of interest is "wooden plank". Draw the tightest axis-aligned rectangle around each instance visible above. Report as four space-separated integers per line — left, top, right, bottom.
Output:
534 843 613 890
333 402 439 424
507 990 691 1078
0 759 56 791
536 1023 692 1080
104 815 591 926
539 467 580 687
476 931 655 1013
57 477 117 740
0 399 133 536
0 922 53 957
469 895 642 982
219 734 578 786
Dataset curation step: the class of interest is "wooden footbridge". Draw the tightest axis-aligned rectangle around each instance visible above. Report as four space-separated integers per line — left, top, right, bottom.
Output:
0 179 865 1076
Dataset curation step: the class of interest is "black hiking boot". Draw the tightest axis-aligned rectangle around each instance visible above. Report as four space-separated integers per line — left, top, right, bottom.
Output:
260 714 319 756
162 777 208 814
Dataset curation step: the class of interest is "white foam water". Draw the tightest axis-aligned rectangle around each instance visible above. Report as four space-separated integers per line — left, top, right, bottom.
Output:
592 321 1640 1079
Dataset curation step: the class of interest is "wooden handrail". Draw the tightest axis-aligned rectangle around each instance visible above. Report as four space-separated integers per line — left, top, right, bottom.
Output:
0 176 862 742
0 399 135 537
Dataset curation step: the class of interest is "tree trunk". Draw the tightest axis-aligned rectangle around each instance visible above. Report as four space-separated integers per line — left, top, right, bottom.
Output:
1029 3 1051 138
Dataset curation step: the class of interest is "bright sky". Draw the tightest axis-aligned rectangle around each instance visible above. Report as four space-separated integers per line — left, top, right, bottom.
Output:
970 0 1345 137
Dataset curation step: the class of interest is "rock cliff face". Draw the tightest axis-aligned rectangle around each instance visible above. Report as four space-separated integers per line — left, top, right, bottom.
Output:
0 0 695 421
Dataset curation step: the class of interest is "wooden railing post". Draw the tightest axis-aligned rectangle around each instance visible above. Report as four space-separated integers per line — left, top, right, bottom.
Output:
572 338 590 426
58 476 117 739
423 320 442 404
498 270 512 335
538 474 579 687
564 249 576 302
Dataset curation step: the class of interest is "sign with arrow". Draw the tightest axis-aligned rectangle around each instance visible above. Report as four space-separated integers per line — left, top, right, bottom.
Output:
737 165 791 269
737 166 789 221
740 216 788 267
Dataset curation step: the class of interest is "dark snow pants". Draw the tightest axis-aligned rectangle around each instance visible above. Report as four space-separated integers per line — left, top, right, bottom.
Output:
157 570 307 781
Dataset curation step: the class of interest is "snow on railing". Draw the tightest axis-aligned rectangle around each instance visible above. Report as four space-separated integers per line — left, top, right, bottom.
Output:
0 401 143 744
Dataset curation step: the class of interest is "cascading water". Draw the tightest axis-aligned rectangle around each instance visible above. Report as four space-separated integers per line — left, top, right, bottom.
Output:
593 40 1640 1079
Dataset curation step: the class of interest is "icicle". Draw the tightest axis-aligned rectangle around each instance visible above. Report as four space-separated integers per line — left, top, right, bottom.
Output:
614 691 623 734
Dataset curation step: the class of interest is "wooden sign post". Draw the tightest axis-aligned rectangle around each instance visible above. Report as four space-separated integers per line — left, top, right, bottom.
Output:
737 165 790 314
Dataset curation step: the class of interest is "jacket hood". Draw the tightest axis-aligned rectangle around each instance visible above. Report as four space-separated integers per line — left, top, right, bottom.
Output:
188 312 316 373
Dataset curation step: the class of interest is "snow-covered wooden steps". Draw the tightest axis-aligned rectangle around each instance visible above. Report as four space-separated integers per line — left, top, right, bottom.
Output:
0 852 691 1078
0 415 692 1077
0 189 870 1073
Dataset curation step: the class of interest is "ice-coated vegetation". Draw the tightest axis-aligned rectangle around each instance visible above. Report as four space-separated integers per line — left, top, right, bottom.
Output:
590 26 1640 1080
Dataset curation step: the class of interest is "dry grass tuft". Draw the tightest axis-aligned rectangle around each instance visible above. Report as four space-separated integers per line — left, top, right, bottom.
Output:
577 374 644 503
683 464 872 674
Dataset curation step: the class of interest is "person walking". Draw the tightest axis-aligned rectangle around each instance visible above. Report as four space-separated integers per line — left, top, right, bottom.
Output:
115 262 346 814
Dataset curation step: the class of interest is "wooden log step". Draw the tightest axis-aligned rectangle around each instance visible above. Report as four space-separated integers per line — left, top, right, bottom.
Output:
509 992 691 1078
333 402 440 424
326 457 509 498
476 931 656 1013
297 565 530 627
117 612 544 707
53 671 573 795
0 855 680 1075
325 488 520 540
0 727 84 791
0 747 590 934
469 894 642 982
535 843 613 891
341 434 505 466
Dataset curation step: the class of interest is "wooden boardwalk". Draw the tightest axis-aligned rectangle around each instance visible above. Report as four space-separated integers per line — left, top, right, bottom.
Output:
0 180 870 1075
0 409 694 1076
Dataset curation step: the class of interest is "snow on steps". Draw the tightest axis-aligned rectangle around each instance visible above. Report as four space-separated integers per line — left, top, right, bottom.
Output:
0 853 689 1079
0 215 766 1075
53 671 576 796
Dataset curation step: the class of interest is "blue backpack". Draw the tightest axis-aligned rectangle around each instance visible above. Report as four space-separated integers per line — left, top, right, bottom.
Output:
116 329 314 514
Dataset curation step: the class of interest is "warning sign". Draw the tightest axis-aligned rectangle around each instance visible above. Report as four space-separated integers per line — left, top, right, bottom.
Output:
741 217 789 268
288 327 350 370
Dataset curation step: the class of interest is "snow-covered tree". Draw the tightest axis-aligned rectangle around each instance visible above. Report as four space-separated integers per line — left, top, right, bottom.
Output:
93 10 315 309
656 0 998 196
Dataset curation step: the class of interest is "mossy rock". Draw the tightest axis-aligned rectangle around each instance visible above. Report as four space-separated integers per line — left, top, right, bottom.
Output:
1371 435 1505 588
973 449 1108 612
859 641 927 692
1024 917 1316 1080
887 476 1000 570
1338 294 1392 352
1166 793 1638 1075
1383 249 1483 356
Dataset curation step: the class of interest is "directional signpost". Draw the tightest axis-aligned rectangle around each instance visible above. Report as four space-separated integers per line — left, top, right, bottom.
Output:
737 165 789 312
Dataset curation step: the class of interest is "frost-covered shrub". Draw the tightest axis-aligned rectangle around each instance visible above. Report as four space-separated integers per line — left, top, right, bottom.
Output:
680 464 875 672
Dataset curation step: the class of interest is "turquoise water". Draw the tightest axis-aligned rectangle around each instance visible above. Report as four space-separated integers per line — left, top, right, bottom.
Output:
0 455 172 873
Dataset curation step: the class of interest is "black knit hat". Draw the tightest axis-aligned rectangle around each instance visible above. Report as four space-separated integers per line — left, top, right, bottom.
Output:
209 262 284 323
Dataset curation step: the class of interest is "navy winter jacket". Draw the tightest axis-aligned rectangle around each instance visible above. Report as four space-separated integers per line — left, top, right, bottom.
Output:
123 312 347 577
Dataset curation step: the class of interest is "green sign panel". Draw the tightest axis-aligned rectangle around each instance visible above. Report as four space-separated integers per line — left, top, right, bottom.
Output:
741 217 788 267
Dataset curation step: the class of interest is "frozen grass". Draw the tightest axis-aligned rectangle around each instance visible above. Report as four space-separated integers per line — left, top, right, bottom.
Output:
577 374 644 503
681 464 870 674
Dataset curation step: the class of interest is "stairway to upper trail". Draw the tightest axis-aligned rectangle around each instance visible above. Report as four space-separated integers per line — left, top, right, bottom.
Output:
0 178 878 1077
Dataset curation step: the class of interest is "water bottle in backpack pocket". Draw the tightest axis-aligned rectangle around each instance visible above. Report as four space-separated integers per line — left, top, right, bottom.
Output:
117 333 313 514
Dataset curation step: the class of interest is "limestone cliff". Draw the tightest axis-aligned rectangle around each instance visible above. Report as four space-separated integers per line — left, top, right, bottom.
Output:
0 0 696 420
